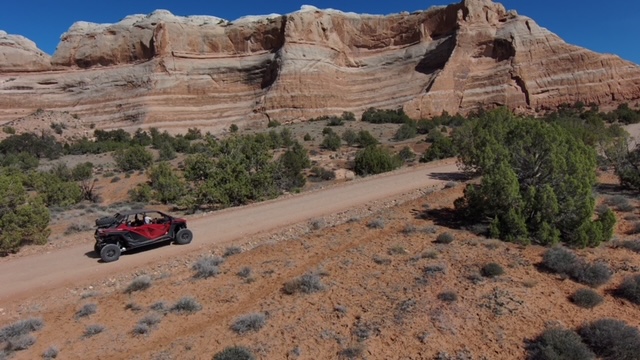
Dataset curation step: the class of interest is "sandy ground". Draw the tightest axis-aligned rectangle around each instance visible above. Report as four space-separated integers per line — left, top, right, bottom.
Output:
1 161 640 360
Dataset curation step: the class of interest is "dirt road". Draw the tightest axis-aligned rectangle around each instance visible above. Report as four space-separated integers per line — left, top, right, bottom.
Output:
0 161 459 303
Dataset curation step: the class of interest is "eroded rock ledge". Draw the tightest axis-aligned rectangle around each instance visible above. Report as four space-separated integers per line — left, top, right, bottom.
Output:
0 0 638 131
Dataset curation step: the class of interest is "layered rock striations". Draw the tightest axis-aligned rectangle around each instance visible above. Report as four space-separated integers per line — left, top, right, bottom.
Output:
0 0 639 131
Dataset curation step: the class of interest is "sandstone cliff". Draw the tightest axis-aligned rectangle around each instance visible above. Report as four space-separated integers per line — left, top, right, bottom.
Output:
0 0 639 132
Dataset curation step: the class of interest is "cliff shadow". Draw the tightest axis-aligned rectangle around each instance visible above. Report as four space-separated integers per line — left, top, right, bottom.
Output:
414 35 456 76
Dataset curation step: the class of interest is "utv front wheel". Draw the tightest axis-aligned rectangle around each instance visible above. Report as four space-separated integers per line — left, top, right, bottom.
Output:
100 244 121 263
94 243 102 255
175 228 193 245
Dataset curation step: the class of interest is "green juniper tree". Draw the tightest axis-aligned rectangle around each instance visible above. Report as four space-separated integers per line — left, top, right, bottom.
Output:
453 108 615 247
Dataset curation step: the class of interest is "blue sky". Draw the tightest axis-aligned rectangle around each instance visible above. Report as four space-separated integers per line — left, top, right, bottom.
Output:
1 0 638 65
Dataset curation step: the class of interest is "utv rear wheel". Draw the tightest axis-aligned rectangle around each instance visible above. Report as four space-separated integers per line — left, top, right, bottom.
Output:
175 228 193 245
94 243 102 255
100 244 121 263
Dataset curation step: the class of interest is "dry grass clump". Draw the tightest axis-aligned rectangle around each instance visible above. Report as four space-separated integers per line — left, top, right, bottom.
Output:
283 273 325 295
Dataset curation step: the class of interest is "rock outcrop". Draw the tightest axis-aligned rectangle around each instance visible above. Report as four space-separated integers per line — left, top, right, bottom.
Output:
0 0 639 132
0 31 51 72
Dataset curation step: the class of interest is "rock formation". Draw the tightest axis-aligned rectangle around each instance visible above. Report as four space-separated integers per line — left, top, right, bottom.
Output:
0 31 51 72
0 0 639 132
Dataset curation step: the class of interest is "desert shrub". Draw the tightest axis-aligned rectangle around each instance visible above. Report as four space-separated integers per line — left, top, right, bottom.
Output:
527 327 595 360
607 195 633 210
223 246 242 257
367 218 385 229
132 323 150 336
113 146 153 171
0 133 62 159
303 133 312 141
571 288 604 309
5 334 36 351
231 313 267 335
620 240 640 253
283 273 324 295
628 221 640 235
342 129 358 146
421 131 457 162
398 146 416 162
422 251 439 259
435 350 478 360
402 224 417 234
75 304 97 319
133 314 161 335
42 346 59 359
423 265 447 277
33 172 83 207
394 121 418 141
229 124 239 133
150 302 169 312
213 346 256 360
171 297 202 314
339 346 364 359
0 151 40 170
438 291 458 303
192 256 224 279
388 245 407 255
125 302 143 312
157 142 176 161
50 122 65 135
373 255 392 265
146 161 186 204
276 141 311 191
435 232 454 244
542 247 580 275
357 130 379 147
185 127 203 140
579 318 640 360
573 262 612 288
128 183 153 203
354 146 402 176
64 223 92 235
615 274 640 304
182 135 283 209
0 318 43 342
310 166 335 181
83 324 104 338
2 126 15 134
267 120 280 128
542 248 611 287
124 275 152 294
321 132 342 151
327 116 344 126
361 107 410 124
237 267 252 279
481 263 505 278
309 218 326 230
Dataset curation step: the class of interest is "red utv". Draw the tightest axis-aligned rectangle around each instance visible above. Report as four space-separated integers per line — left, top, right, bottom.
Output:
94 209 193 262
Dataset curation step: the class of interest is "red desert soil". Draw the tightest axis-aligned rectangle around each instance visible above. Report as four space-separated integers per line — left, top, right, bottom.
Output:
2 160 640 360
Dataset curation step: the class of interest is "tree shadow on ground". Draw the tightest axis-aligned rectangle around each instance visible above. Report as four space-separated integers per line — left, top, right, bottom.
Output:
595 182 630 196
416 206 469 231
428 171 474 182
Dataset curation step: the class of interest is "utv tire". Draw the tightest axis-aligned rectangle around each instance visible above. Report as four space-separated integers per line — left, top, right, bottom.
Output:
100 244 121 263
94 243 102 255
175 228 193 245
